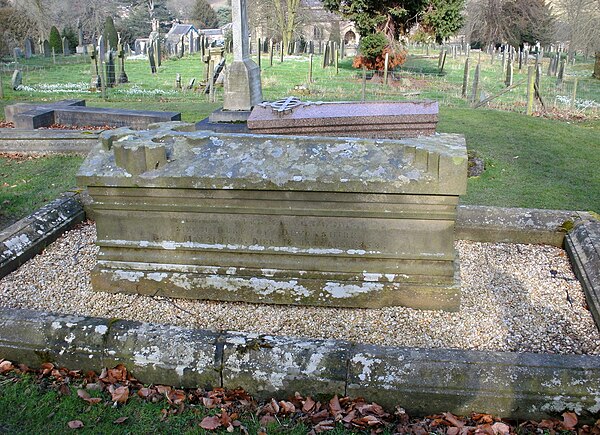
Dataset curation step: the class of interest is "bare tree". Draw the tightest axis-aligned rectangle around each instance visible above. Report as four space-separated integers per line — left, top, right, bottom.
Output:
554 0 600 59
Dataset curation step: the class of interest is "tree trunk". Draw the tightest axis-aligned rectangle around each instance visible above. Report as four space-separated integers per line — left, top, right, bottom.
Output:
593 52 600 79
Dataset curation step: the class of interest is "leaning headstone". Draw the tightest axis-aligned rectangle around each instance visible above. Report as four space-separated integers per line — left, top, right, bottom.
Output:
105 51 115 87
11 70 22 90
24 38 33 59
62 37 70 55
186 78 196 90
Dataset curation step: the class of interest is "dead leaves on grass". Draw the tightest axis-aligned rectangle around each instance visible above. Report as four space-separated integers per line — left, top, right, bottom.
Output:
1 359 599 434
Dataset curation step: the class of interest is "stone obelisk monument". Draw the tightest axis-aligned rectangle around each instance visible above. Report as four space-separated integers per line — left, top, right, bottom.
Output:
211 0 262 122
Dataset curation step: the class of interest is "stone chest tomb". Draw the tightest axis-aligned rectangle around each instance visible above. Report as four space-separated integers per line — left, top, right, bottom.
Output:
77 122 467 310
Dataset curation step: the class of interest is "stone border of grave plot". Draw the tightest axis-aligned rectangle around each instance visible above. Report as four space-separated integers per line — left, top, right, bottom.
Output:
0 202 599 420
0 128 100 154
0 307 599 420
0 193 85 277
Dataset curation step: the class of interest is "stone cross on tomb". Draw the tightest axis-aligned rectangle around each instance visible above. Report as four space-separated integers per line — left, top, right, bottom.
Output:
222 0 263 113
4 99 180 129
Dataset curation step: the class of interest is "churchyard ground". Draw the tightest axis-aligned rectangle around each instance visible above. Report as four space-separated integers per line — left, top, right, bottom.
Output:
0 50 598 227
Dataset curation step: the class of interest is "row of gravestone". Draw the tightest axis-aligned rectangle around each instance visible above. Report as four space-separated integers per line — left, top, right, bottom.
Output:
13 37 75 60
89 36 128 89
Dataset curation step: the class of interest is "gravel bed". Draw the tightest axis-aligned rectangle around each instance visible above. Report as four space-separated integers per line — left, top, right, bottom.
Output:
1 221 599 355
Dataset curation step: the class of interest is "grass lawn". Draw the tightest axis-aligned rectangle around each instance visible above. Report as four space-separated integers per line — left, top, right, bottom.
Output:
0 50 598 226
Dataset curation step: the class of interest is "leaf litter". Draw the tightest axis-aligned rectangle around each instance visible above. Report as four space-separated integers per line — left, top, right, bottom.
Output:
1 359 598 434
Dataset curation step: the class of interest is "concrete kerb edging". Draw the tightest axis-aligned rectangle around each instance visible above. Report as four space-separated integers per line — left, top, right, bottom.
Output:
0 203 599 420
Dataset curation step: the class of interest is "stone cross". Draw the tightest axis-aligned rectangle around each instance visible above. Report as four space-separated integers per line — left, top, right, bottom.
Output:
89 44 101 89
117 43 128 84
222 0 263 113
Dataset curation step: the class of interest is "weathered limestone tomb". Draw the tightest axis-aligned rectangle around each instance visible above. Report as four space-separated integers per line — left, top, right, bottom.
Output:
77 122 467 310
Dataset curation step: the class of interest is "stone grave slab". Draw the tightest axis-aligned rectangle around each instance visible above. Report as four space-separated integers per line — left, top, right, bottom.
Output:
247 99 439 138
77 122 467 310
5 99 181 130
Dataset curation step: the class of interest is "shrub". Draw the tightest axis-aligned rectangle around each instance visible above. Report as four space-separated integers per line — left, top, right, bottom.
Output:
103 16 118 51
49 26 61 54
353 32 406 71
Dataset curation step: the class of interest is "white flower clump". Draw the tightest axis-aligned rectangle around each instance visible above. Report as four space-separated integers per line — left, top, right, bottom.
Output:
111 85 179 96
555 95 600 110
16 82 91 93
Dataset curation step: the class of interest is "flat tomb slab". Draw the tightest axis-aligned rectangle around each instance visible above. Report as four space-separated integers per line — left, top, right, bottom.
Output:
77 122 467 310
247 100 439 138
4 99 181 130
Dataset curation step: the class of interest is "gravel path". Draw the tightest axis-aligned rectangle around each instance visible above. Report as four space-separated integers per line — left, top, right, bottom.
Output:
1 221 599 355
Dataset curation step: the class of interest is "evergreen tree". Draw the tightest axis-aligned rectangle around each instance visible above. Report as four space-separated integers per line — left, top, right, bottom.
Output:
216 7 232 27
49 26 62 54
192 0 218 29
62 26 78 50
323 0 464 44
103 16 119 51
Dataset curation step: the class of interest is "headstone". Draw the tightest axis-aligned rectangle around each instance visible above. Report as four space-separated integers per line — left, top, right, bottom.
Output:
24 38 33 59
179 35 185 58
89 44 101 89
505 58 513 87
62 37 70 55
186 78 196 90
13 48 23 59
11 70 22 90
175 73 182 89
117 43 128 84
221 0 263 113
106 51 116 87
76 28 87 54
148 40 157 73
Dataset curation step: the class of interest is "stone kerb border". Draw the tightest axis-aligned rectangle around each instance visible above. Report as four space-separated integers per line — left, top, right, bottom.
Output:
0 128 99 154
0 193 85 278
0 308 599 420
0 203 599 420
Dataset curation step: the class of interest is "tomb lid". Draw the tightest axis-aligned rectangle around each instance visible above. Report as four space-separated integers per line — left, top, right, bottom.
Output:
77 122 467 195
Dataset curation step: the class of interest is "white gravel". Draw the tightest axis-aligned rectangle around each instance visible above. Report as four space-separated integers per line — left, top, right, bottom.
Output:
1 221 599 355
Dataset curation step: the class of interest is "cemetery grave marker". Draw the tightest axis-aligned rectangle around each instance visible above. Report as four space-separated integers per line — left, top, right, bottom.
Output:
77 122 467 310
4 99 181 130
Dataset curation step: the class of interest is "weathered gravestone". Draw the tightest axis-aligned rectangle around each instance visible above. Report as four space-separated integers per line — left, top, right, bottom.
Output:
43 40 51 57
217 0 263 119
11 70 22 90
4 99 181 129
24 38 33 59
117 43 128 84
77 122 467 310
88 44 101 89
106 50 116 87
248 99 439 138
62 37 70 55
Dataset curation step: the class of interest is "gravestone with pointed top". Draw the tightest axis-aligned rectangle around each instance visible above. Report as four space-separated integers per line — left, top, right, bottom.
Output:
24 38 33 59
106 50 116 87
62 37 70 55
220 0 263 114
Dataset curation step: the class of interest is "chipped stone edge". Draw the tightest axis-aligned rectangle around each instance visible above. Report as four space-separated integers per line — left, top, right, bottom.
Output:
0 193 85 278
0 128 99 154
0 307 599 421
565 219 600 330
1 202 600 419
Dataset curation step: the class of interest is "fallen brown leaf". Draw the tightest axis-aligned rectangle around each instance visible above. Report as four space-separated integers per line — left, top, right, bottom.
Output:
444 412 465 428
113 416 128 424
329 395 343 419
303 396 316 413
110 385 129 403
562 412 578 430
200 415 221 430
67 420 84 429
0 360 14 374
491 421 511 435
